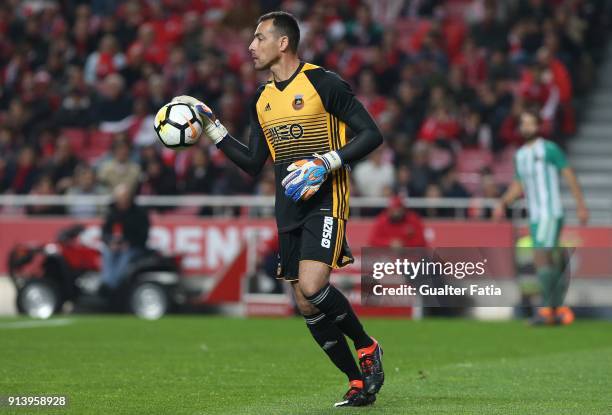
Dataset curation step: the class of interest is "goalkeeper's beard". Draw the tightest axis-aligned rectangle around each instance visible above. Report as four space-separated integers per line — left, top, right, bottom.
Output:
255 55 280 72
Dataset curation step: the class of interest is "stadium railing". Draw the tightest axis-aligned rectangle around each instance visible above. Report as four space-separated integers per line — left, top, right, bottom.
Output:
0 195 609 224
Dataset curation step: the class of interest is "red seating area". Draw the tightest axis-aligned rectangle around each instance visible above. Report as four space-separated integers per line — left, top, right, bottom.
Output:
0 0 606 218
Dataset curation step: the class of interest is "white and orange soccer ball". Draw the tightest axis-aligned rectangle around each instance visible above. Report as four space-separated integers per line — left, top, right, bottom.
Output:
153 102 202 149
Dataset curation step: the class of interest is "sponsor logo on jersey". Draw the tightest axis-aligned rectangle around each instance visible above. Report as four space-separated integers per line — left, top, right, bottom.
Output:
268 123 304 143
321 216 334 248
264 103 271 111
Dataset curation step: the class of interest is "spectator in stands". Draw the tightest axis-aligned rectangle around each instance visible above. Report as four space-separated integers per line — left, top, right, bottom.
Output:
418 104 461 143
0 159 9 194
47 136 79 193
357 69 387 119
480 167 501 199
163 47 194 96
139 156 177 212
515 0 553 24
71 12 96 62
97 138 141 190
478 167 504 218
147 73 170 117
139 144 161 172
0 129 16 174
6 147 39 194
473 82 501 129
460 108 492 149
488 49 516 82
140 157 177 196
353 147 395 198
408 142 434 197
183 147 217 195
453 37 487 88
368 44 402 95
100 183 149 291
94 73 133 127
447 65 475 106
394 164 412 198
437 165 471 217
55 67 95 128
423 183 444 218
84 34 126 85
252 166 276 218
439 166 471 199
130 98 157 147
26 175 65 216
418 30 449 73
518 62 559 136
499 99 526 148
182 11 204 61
129 22 167 67
66 164 106 218
120 44 148 88
4 99 32 141
470 0 508 54
22 71 57 136
536 46 575 134
345 4 384 46
396 81 426 136
368 195 427 248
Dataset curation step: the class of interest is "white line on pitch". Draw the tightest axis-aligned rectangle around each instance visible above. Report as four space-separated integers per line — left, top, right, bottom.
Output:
0 318 74 329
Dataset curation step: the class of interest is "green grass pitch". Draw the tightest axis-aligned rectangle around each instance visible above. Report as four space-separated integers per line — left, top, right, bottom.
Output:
1 316 611 414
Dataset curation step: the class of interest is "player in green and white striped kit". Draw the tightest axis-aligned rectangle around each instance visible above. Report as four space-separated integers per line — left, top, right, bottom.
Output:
495 110 589 325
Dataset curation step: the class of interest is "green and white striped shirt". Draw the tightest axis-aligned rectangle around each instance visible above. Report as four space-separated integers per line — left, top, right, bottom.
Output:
514 138 568 223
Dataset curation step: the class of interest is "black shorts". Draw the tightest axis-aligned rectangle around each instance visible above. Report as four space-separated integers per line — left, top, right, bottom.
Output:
276 215 354 281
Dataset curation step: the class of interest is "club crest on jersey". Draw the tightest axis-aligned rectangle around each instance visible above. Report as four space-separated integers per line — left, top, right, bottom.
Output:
292 94 304 110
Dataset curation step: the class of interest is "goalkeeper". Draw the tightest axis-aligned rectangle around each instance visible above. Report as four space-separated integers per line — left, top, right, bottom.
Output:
173 11 384 407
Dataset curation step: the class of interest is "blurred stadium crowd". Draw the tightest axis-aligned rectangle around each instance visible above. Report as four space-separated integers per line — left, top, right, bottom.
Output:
0 0 609 217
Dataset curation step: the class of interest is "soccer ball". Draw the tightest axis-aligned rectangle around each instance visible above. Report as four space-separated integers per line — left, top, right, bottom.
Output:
154 102 203 148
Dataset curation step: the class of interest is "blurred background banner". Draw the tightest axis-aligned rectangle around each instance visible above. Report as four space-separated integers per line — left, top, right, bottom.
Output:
0 216 520 275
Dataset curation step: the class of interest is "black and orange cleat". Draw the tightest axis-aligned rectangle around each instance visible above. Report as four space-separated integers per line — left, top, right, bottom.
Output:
358 338 384 395
334 380 376 407
555 306 575 325
529 307 557 326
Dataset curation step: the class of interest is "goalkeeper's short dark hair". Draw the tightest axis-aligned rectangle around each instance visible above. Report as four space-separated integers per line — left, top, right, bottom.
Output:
258 11 300 53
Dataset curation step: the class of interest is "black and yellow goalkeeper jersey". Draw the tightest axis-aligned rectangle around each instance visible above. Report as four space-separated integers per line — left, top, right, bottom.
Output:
217 61 382 232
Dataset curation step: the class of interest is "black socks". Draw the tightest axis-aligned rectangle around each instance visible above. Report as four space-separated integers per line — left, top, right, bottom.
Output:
306 284 373 350
305 312 362 381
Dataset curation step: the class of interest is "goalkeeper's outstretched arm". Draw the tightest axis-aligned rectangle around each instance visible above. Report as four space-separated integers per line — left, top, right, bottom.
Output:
216 120 269 177
215 85 269 176
172 94 269 177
